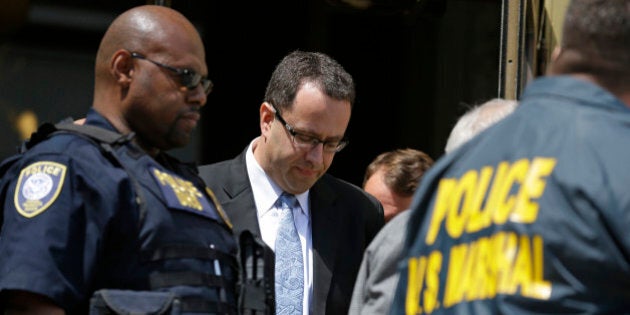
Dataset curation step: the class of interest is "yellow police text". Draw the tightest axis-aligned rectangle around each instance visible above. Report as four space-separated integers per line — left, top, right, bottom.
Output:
405 232 551 315
153 169 204 210
425 157 556 245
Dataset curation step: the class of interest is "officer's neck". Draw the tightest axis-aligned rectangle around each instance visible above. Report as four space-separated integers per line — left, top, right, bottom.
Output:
134 138 160 157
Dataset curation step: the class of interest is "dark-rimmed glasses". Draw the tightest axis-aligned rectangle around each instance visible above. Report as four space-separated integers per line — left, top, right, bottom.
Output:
130 52 213 95
270 103 349 153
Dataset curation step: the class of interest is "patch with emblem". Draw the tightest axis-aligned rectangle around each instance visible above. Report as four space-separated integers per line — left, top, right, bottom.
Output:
14 161 67 218
151 167 220 221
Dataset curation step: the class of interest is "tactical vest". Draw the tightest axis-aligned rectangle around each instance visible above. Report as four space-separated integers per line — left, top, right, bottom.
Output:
0 119 276 314
1 120 238 314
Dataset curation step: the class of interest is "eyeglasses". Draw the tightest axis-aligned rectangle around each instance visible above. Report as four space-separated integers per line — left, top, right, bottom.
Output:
130 52 213 95
270 103 349 153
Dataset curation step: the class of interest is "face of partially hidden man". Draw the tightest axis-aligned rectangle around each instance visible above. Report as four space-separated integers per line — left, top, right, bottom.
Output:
364 168 412 222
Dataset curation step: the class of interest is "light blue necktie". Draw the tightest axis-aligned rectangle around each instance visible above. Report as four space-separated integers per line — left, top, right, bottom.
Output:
275 193 304 314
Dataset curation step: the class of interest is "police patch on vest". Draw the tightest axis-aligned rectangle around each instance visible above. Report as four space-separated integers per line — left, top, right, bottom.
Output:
150 167 220 221
14 161 67 218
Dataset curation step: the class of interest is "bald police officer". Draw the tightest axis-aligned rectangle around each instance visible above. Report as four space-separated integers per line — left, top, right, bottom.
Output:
0 5 237 314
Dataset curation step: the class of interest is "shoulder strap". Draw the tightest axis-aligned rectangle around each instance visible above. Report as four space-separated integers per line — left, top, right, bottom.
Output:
22 118 134 151
2 119 147 234
23 119 148 226
55 123 135 145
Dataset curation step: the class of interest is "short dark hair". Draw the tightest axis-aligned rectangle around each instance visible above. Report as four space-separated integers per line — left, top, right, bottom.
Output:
264 50 355 112
557 0 630 90
363 148 434 197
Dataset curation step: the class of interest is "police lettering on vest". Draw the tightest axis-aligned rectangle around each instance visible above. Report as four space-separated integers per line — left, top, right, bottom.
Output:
404 157 556 314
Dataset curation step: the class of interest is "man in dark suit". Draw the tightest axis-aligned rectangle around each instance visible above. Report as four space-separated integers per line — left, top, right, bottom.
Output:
199 50 384 315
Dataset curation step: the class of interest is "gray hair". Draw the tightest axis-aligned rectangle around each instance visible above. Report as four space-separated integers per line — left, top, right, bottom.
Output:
444 98 518 153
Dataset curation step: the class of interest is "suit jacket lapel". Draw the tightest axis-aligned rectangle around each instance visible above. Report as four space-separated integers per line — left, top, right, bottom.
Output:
215 149 342 313
310 179 340 314
219 150 262 239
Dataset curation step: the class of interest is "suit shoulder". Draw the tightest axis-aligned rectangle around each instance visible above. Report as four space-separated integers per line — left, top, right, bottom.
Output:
320 173 381 206
198 159 236 181
318 174 385 241
198 149 246 179
320 173 361 192
199 159 232 173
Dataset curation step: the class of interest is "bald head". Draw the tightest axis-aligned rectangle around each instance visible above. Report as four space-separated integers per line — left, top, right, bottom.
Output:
91 5 208 154
551 0 630 100
95 5 203 82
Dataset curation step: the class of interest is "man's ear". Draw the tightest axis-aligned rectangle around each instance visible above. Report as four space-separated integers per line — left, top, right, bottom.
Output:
111 50 134 87
548 46 563 75
260 102 275 135
551 46 562 63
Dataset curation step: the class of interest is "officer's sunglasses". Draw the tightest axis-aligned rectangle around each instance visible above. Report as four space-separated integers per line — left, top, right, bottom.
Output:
130 52 213 95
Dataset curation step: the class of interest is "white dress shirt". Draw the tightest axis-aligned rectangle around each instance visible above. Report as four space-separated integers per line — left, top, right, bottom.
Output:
245 139 313 314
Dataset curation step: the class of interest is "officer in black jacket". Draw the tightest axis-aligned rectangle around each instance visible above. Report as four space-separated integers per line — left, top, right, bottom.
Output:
0 5 238 314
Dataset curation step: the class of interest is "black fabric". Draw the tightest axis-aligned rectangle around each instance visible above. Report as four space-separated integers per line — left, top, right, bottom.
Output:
237 230 275 315
149 271 231 291
179 297 236 315
141 244 237 270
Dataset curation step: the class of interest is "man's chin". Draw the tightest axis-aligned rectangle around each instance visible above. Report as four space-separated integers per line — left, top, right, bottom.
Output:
154 134 192 153
288 177 318 194
167 137 192 151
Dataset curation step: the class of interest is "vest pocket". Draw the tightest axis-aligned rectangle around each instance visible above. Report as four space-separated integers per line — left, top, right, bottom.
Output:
89 289 180 314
